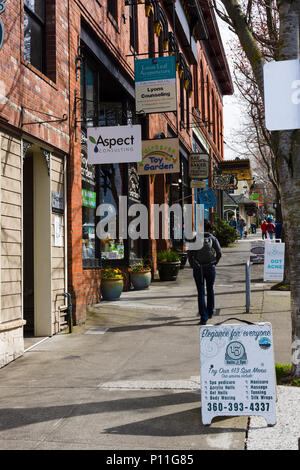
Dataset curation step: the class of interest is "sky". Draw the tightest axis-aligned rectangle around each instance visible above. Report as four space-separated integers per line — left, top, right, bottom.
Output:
216 16 246 160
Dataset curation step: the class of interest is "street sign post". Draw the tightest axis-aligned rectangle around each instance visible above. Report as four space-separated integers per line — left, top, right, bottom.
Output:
200 321 277 426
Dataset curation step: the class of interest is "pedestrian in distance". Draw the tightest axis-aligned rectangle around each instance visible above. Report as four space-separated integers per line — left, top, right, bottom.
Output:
187 219 222 325
275 220 282 241
229 216 237 231
267 218 275 239
261 220 268 239
238 217 246 239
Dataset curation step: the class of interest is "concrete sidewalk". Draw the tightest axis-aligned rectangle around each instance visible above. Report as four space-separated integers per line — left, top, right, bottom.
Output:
0 236 295 450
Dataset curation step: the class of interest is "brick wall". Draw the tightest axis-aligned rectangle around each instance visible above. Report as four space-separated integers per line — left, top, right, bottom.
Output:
67 0 227 324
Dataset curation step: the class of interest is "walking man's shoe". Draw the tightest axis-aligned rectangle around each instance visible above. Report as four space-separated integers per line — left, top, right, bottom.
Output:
199 319 207 325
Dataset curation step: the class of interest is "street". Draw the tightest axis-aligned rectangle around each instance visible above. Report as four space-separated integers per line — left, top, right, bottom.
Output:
0 235 295 450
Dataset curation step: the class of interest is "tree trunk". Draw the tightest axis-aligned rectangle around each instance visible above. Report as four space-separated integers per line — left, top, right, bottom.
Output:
276 131 300 377
217 0 300 377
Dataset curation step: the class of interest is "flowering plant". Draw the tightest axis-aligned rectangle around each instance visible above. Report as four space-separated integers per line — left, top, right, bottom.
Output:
102 267 123 280
130 263 151 273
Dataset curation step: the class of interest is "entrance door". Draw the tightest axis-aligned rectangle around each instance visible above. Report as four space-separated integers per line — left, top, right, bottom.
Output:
23 154 34 334
23 147 52 337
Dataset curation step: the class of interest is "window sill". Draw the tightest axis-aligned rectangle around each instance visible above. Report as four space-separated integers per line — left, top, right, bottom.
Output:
107 12 120 33
22 60 57 90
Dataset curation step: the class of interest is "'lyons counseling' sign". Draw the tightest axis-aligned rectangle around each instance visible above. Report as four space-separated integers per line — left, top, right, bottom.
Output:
138 138 179 175
135 56 177 114
87 125 142 164
200 322 276 426
264 242 285 281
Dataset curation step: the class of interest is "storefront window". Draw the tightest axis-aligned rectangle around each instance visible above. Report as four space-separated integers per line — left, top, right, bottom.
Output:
99 164 126 261
80 48 145 267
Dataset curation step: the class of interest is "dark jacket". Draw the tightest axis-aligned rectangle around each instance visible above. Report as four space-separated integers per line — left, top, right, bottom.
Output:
188 232 222 268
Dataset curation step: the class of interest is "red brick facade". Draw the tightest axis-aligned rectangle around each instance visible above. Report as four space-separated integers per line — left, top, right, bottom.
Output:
0 1 233 329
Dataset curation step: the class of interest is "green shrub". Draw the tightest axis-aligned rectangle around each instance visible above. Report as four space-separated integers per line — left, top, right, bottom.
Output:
212 214 238 247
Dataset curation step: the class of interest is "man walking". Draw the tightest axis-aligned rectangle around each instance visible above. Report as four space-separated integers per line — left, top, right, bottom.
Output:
188 220 222 325
261 220 268 239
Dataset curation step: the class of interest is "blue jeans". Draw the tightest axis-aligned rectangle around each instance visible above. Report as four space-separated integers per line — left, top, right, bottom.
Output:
269 232 274 239
193 265 216 323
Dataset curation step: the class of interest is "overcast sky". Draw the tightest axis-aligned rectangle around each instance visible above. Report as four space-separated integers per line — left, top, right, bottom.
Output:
216 17 245 160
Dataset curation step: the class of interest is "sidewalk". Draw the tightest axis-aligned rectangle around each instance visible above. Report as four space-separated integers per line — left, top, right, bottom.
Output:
0 235 298 450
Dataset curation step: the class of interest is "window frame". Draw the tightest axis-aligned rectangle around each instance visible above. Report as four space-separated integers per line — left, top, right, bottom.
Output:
24 0 46 74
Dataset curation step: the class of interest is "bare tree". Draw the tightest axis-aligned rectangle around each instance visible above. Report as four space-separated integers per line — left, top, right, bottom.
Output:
212 0 300 377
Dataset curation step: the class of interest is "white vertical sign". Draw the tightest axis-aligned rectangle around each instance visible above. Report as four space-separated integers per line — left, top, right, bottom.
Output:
264 242 285 281
264 59 300 130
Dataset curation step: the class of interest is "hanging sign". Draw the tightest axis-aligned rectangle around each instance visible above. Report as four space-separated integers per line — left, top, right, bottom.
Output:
87 125 142 164
0 1 5 51
213 173 238 190
198 188 216 208
135 56 177 114
189 153 209 179
263 242 285 281
137 138 179 175
200 322 277 426
190 180 207 189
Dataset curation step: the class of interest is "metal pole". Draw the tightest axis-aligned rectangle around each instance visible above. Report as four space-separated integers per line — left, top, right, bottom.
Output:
246 260 251 313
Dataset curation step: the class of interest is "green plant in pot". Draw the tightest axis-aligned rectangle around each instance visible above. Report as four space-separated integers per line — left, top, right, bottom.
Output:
101 267 124 301
175 249 188 269
130 262 152 290
157 250 181 281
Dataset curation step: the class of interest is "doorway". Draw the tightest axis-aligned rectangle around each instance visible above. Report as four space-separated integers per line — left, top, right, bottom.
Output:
23 153 34 334
23 147 52 338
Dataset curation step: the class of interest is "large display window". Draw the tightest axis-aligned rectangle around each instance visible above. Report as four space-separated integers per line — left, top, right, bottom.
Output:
80 48 146 268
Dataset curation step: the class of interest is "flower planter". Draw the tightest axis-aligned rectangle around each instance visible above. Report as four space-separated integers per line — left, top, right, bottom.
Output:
101 279 124 301
158 261 181 281
130 270 152 290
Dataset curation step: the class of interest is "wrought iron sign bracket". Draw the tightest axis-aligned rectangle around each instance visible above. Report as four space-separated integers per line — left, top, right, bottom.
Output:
20 106 67 128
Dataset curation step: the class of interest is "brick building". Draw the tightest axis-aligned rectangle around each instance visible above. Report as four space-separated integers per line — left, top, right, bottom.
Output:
0 0 70 367
0 0 233 367
67 0 233 324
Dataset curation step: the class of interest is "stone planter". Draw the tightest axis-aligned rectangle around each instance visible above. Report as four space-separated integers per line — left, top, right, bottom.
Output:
158 261 181 281
130 270 152 290
101 279 124 301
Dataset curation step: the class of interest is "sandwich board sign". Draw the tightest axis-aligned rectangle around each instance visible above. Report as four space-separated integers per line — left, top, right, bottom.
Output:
263 242 285 281
200 321 276 426
250 240 265 264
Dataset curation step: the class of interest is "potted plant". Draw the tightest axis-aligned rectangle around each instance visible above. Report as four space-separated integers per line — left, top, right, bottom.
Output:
101 267 124 301
175 249 188 269
157 250 181 281
130 262 152 290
